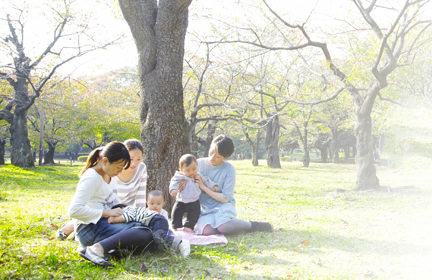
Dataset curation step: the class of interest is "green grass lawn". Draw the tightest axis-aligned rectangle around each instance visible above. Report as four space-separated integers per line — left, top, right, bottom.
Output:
1 159 432 279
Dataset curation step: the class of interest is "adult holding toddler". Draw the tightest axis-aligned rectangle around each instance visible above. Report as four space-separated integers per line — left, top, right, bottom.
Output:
194 135 273 235
169 154 218 232
68 142 154 266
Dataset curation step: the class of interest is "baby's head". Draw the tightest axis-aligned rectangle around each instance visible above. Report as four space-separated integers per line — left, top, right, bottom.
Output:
179 154 198 178
147 190 164 213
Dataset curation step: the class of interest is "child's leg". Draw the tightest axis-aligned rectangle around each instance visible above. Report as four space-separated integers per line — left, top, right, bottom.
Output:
171 201 185 230
150 216 190 257
149 215 173 250
183 200 200 232
108 216 126 224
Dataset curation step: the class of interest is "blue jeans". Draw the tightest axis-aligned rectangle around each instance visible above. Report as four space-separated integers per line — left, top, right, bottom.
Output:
149 214 179 251
76 217 146 247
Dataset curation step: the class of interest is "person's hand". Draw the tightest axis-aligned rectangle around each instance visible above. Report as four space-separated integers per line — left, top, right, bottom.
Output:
178 179 187 192
103 208 123 217
195 174 207 190
212 185 220 192
170 189 179 197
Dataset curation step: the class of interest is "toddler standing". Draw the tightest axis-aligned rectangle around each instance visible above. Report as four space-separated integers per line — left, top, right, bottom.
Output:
169 154 218 232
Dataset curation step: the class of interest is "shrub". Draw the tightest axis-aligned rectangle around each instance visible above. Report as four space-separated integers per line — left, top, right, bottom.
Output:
280 156 293 162
77 156 88 162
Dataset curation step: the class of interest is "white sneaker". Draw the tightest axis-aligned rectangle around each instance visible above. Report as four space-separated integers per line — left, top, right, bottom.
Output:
178 239 190 258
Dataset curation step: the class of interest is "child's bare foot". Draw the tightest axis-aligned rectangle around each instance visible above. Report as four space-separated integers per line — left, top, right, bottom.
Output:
183 227 194 233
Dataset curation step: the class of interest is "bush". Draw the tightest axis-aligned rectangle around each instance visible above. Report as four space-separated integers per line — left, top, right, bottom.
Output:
280 156 293 162
77 156 88 162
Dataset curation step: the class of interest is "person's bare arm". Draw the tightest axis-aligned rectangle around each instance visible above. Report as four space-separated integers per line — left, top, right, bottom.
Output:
196 175 228 203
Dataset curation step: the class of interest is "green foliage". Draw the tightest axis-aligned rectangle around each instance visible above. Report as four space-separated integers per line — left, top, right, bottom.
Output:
1 160 430 279
77 156 88 162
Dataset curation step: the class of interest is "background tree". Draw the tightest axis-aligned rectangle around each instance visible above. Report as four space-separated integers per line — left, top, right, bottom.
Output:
0 0 119 167
74 69 141 150
222 0 432 189
183 42 233 157
313 93 354 163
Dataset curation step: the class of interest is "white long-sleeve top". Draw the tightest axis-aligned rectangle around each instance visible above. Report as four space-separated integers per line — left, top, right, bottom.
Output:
68 168 121 231
169 171 217 203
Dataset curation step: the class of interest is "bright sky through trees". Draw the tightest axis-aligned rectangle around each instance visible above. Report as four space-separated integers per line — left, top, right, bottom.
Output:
1 0 430 83
0 0 353 77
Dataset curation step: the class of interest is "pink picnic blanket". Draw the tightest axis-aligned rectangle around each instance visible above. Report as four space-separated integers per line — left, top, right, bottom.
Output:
173 230 227 245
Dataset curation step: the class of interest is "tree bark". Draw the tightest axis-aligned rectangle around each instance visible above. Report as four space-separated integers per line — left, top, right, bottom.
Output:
188 121 198 155
10 77 34 167
344 146 350 160
119 0 192 211
302 126 310 167
10 110 34 167
251 132 261 166
331 128 339 163
354 112 379 190
0 139 5 165
243 128 261 167
265 115 281 168
201 121 217 157
319 147 327 163
43 141 56 165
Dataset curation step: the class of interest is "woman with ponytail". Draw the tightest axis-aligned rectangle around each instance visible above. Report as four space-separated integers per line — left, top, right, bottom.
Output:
68 141 154 267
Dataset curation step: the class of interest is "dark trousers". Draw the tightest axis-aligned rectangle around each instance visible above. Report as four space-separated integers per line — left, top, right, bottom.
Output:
171 200 201 230
148 214 174 250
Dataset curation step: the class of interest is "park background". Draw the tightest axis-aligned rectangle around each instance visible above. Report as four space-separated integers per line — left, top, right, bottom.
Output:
1 0 432 279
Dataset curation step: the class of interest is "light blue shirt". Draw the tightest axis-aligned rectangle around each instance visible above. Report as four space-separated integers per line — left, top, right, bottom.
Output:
195 158 237 234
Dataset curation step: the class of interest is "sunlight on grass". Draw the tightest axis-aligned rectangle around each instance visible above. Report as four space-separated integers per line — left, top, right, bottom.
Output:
1 159 432 279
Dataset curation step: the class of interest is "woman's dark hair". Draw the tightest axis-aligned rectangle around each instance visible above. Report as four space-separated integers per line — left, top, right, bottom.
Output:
80 141 131 177
124 139 144 154
212 135 235 158
179 154 197 169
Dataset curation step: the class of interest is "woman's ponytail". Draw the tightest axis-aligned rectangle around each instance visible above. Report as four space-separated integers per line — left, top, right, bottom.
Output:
79 142 130 177
80 147 102 177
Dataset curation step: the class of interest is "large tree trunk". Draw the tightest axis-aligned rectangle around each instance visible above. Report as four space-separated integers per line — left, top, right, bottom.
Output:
265 115 281 168
10 111 34 167
43 141 56 165
354 112 379 190
9 77 34 167
119 0 192 212
0 139 5 165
